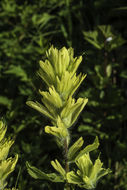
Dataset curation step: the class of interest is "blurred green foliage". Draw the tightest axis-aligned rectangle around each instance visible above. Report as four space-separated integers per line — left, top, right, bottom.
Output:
0 0 127 189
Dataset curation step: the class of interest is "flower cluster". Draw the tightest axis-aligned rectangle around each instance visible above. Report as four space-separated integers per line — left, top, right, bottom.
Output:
27 46 88 142
26 46 110 189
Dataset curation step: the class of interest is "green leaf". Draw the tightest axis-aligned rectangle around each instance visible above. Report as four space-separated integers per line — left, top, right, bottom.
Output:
4 65 28 82
45 125 68 139
51 159 66 178
83 31 103 49
68 137 84 161
0 96 12 108
26 162 64 182
120 70 127 79
114 6 127 10
75 136 99 160
106 64 112 77
67 171 81 184
26 101 56 121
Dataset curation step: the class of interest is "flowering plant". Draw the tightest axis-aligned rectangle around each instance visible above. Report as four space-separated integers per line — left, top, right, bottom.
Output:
26 46 110 190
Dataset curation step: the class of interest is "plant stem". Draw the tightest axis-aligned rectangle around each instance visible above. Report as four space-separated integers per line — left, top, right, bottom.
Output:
64 138 70 190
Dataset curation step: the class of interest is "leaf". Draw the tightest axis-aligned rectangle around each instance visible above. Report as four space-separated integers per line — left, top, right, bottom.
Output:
75 136 99 160
51 159 66 178
71 98 88 126
106 64 112 77
45 125 68 139
26 162 64 182
98 25 113 38
83 31 103 49
114 6 127 10
120 70 127 79
4 65 28 82
68 137 84 161
26 101 56 121
67 171 81 185
0 96 12 108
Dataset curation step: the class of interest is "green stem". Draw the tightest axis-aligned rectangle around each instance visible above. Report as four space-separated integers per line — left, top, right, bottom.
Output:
64 138 71 190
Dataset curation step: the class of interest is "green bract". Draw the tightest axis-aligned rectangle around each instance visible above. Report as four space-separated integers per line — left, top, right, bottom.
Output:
0 155 18 187
26 46 111 189
0 138 14 161
67 153 111 189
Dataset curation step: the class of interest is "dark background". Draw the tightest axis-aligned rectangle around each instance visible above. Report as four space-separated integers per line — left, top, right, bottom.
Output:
0 0 127 189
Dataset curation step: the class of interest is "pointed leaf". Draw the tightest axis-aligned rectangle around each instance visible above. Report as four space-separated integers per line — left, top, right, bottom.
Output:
26 101 55 121
51 159 66 178
68 137 84 161
76 136 99 160
71 98 88 126
26 162 63 182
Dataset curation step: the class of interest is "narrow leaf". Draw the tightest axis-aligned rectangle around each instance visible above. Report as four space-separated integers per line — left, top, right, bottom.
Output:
76 136 99 160
51 159 66 178
68 137 84 161
26 101 55 121
26 162 63 182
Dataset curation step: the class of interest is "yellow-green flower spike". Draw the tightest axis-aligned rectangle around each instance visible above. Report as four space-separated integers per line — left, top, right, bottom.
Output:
38 46 85 98
26 46 111 189
27 46 88 141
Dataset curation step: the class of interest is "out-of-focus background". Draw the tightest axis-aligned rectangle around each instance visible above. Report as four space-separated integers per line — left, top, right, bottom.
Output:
0 0 127 189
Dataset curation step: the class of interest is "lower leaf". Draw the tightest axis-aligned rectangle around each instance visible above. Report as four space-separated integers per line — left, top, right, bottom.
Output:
26 162 64 183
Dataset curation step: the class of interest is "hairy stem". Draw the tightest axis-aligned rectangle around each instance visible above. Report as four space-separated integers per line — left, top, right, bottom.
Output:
64 138 70 190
